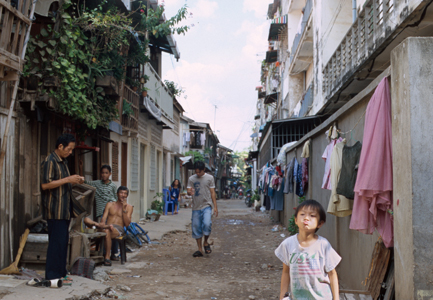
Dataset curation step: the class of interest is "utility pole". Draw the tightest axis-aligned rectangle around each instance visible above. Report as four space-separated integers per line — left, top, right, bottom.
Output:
213 104 217 135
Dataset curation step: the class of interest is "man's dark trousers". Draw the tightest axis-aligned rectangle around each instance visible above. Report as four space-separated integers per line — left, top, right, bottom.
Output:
45 219 70 280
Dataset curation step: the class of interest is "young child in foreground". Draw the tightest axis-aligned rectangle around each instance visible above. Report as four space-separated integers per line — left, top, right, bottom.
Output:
275 199 341 300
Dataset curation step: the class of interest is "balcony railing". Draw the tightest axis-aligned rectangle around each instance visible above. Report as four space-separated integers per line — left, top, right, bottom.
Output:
121 85 139 133
322 0 394 100
144 63 174 122
290 0 313 64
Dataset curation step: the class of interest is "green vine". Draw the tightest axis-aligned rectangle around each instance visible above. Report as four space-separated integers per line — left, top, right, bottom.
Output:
288 196 306 236
23 0 188 129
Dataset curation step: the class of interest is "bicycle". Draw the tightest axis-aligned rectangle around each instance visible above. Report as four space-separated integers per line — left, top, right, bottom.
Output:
124 222 151 247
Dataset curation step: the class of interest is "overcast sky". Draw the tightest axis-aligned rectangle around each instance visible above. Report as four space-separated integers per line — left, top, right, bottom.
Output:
161 0 269 152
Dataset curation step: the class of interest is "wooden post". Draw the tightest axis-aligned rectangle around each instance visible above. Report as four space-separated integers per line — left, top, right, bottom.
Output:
0 0 36 180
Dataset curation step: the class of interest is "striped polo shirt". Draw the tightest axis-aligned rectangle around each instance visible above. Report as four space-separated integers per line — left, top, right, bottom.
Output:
84 180 117 217
41 151 85 220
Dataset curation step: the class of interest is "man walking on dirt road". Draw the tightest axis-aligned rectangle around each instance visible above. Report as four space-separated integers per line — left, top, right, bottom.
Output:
187 161 218 257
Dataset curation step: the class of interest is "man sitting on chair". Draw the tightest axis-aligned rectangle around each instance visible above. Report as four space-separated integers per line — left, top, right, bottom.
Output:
100 186 133 266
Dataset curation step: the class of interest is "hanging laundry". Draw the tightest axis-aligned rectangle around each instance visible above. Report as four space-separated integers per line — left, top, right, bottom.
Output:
301 140 310 158
336 141 362 199
301 158 308 192
283 158 296 194
200 132 206 146
322 137 343 190
195 132 200 146
271 177 285 211
190 132 194 145
185 132 190 142
349 78 393 248
327 139 352 217
294 160 304 197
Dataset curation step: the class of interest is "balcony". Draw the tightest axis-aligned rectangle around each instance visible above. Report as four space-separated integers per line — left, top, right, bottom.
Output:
293 83 314 118
121 85 139 134
321 0 429 109
143 63 174 123
289 0 313 73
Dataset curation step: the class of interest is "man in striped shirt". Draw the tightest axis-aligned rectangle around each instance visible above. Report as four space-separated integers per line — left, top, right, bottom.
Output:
41 134 85 280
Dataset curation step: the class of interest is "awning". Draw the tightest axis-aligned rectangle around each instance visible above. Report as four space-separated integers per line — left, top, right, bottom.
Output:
259 125 265 132
268 15 287 41
180 156 193 165
265 50 278 63
258 91 266 99
250 132 258 138
254 114 260 120
108 121 122 135
264 92 279 104
248 151 259 160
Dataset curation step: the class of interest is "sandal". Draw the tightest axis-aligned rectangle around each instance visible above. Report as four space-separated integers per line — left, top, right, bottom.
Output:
192 251 203 257
204 244 212 254
104 259 112 266
110 255 120 261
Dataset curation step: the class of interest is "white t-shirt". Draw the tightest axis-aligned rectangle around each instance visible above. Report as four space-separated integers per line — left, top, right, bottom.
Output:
275 235 341 300
187 173 215 211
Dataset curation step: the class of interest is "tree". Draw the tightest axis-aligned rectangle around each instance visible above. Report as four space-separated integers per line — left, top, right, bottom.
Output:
23 0 188 130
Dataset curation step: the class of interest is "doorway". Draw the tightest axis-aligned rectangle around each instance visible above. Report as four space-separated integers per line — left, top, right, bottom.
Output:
121 142 127 187
140 143 146 216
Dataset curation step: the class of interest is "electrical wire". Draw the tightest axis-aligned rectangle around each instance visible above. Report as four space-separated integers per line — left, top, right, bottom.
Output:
169 54 196 120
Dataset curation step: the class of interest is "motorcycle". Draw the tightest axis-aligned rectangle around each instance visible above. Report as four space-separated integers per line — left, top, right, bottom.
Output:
245 189 252 207
238 188 244 200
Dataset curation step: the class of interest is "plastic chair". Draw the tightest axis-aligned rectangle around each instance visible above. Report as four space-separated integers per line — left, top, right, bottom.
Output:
163 188 179 215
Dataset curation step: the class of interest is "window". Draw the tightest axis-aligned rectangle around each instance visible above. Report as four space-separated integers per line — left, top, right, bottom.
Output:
150 144 156 190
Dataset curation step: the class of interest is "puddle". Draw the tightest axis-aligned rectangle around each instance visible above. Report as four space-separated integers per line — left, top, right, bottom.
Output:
225 219 255 226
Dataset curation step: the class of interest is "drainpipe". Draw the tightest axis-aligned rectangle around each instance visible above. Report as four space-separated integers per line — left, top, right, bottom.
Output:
352 0 357 22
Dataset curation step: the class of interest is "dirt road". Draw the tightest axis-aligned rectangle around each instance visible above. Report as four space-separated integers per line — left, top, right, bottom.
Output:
105 199 287 300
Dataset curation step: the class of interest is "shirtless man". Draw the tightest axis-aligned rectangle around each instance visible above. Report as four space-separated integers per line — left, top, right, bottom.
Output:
100 186 133 266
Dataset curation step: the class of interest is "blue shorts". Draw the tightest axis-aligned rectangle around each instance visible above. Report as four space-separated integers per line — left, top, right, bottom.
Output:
191 206 212 239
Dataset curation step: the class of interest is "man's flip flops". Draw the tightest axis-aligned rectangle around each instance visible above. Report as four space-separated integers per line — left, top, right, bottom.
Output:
204 244 212 254
192 251 203 257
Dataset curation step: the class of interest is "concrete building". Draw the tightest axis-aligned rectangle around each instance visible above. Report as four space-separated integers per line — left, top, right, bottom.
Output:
254 0 433 298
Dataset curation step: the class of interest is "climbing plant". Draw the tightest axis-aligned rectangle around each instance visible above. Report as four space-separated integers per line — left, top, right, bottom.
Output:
23 0 188 129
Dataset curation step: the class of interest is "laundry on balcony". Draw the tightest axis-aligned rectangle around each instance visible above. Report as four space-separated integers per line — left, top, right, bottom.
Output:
142 96 162 121
268 15 287 41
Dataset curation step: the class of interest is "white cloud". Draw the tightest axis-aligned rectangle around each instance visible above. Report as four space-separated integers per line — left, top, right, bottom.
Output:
239 20 269 62
243 0 269 19
192 0 218 18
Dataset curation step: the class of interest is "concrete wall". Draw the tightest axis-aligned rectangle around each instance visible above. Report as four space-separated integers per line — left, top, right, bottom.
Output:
391 37 433 300
282 93 378 290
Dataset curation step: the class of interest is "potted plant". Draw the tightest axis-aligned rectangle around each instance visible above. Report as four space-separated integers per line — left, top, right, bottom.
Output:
148 193 164 221
141 86 149 97
122 99 133 116
140 74 149 84
127 79 140 91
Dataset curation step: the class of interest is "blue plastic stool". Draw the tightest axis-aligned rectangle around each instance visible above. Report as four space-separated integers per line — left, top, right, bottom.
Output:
163 188 179 215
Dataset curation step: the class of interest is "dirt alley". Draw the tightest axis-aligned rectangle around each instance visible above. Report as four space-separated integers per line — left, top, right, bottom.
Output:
105 200 287 300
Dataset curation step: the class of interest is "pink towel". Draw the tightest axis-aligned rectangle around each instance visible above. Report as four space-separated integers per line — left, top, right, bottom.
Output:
349 77 394 248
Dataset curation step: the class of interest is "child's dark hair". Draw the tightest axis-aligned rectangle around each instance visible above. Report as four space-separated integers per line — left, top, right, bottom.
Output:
101 165 111 172
171 179 181 188
295 199 326 232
